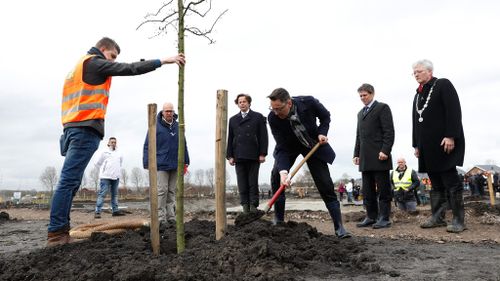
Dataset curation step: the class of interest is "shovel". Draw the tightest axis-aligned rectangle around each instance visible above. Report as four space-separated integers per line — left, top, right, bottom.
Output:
234 142 321 226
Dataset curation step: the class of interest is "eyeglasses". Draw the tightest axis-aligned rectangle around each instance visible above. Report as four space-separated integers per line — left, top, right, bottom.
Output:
269 103 287 113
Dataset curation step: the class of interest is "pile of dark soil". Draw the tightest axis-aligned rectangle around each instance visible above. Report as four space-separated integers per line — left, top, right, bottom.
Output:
466 201 500 216
0 219 379 281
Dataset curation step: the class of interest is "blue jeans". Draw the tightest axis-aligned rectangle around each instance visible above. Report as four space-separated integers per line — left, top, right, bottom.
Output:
347 192 353 202
95 179 120 213
48 127 100 232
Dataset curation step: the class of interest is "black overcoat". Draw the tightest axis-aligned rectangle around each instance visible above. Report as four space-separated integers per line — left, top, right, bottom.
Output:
268 96 336 172
354 100 395 172
226 109 268 162
412 77 465 172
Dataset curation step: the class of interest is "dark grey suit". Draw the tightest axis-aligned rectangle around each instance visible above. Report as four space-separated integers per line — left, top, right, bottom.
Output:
354 100 395 222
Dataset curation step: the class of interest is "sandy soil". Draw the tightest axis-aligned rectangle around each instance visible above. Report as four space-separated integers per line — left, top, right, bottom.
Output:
1 198 499 280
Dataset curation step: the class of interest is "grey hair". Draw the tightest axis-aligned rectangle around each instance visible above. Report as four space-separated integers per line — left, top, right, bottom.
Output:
412 59 433 71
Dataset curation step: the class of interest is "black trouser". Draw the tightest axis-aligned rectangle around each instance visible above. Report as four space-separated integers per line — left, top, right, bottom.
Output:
271 156 339 221
361 170 392 220
235 160 261 207
414 188 421 205
427 169 463 199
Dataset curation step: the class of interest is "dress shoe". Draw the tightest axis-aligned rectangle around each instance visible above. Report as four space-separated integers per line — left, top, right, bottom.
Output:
372 219 392 229
356 217 376 227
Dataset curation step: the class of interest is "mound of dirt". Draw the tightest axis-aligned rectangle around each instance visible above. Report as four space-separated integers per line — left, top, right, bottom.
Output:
465 201 500 216
0 219 380 281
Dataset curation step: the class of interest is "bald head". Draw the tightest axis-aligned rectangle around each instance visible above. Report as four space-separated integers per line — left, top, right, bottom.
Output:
162 102 175 123
396 158 406 170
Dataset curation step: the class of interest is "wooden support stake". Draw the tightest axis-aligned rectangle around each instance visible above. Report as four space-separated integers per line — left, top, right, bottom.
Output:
147 103 160 256
215 89 228 240
487 172 496 207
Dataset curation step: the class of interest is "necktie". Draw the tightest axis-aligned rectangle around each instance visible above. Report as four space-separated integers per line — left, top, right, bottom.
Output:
241 112 247 118
418 84 423 93
363 106 369 116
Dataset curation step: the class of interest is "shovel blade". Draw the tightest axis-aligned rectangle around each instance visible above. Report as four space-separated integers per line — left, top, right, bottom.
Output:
234 210 266 227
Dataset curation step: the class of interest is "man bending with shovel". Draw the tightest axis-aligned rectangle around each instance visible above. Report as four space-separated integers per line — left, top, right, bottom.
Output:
267 88 351 239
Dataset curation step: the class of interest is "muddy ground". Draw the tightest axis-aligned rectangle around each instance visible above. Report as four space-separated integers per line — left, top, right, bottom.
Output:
1 198 500 281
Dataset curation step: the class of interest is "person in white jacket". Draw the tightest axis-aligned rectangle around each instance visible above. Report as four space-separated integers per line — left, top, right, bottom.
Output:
94 137 124 218
345 179 354 203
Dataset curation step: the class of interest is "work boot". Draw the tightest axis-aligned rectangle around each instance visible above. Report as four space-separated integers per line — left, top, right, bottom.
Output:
47 225 73 247
242 204 250 214
272 220 286 227
356 217 376 227
372 218 392 229
421 190 447 228
326 201 352 239
447 191 467 233
273 195 286 224
249 204 258 213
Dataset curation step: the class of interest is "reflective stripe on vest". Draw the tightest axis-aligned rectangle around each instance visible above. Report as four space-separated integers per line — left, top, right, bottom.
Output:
392 168 413 191
61 54 112 124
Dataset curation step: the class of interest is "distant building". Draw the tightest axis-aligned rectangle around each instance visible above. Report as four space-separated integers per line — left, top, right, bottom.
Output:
466 165 500 176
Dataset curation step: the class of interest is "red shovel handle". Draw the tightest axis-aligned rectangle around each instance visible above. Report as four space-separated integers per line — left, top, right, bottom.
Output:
262 142 321 213
263 184 286 213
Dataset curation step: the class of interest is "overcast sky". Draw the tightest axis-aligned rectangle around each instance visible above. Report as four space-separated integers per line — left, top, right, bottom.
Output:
1 0 499 190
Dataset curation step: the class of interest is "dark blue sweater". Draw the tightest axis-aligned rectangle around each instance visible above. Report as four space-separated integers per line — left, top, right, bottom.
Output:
143 112 190 171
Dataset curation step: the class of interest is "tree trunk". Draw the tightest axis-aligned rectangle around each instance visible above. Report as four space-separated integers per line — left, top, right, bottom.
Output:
176 0 186 254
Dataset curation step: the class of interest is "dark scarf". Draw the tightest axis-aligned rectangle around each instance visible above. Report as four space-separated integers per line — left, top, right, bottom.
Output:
288 103 316 148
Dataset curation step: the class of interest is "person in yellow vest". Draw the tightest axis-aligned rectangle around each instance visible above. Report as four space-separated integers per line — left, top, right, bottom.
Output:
390 158 420 213
47 37 185 247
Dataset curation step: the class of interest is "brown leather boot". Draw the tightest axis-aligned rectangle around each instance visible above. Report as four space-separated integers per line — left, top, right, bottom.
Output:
47 226 73 247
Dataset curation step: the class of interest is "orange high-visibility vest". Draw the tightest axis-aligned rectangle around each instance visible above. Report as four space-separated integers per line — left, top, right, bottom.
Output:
61 54 112 125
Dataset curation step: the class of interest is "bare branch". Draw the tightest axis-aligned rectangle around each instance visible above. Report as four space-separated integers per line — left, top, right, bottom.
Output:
137 7 178 31
147 19 179 39
138 0 227 44
144 0 174 18
185 9 227 44
184 0 210 18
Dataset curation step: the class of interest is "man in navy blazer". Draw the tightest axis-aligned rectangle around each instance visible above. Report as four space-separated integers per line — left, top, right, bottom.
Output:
353 83 395 229
227 93 268 214
267 88 351 239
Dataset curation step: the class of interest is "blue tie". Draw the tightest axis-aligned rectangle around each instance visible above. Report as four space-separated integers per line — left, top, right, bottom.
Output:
363 106 369 116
